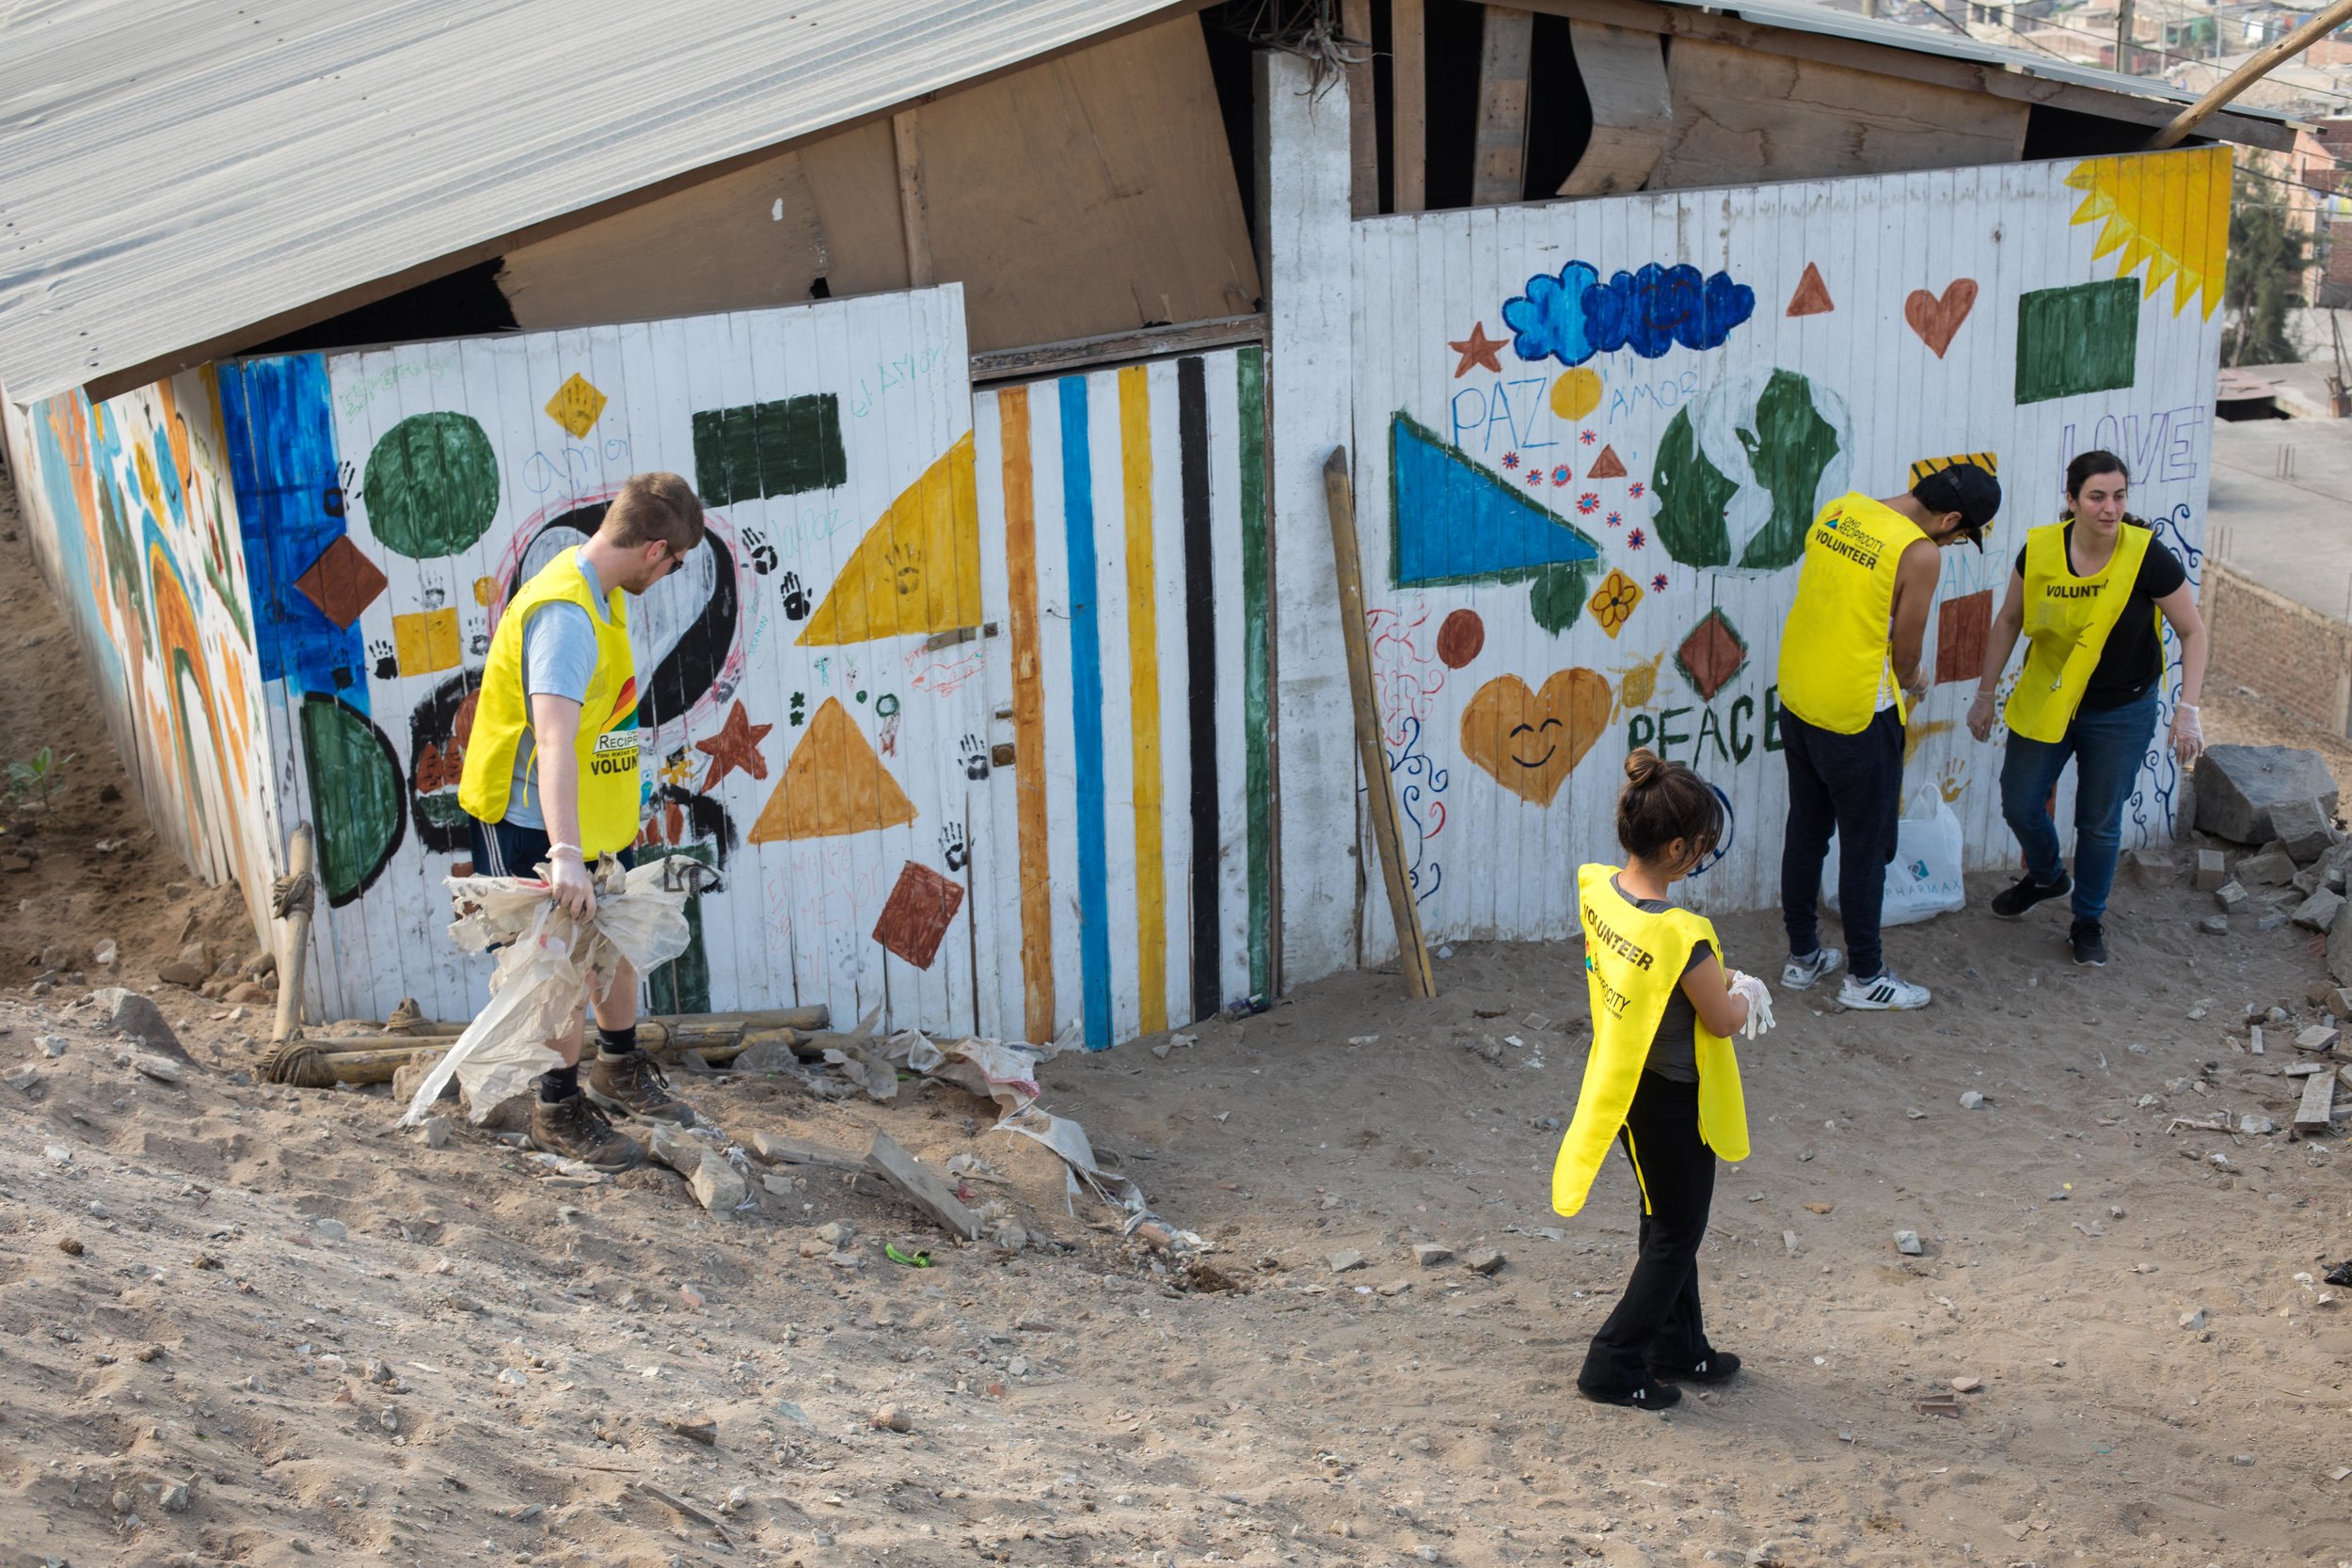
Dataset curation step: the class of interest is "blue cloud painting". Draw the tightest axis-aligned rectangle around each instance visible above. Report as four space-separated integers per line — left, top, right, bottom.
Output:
1502 262 1756 366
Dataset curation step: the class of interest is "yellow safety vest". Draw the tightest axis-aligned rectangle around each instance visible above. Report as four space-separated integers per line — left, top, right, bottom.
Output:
457 547 644 855
2004 521 2158 744
1552 864 1750 1218
1776 493 1927 735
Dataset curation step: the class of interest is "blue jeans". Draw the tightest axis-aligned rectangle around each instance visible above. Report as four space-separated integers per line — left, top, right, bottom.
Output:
1998 691 2159 925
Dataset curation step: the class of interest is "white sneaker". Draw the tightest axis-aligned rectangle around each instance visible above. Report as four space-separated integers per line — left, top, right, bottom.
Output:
1783 947 1845 990
1838 970 1931 1010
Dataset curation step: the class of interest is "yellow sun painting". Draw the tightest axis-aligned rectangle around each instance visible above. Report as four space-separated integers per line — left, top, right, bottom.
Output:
2063 145 2230 320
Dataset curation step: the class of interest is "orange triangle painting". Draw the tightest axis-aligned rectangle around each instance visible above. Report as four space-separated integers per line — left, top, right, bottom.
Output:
798 430 984 647
747 698 917 843
1787 262 1835 318
1587 445 1628 479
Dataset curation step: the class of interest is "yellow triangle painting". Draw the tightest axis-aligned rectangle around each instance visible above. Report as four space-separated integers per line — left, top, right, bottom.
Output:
2064 146 2229 321
798 429 983 647
747 697 917 843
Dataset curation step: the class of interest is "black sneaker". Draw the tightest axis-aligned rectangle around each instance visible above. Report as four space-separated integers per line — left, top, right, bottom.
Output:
2070 919 2108 967
1991 871 2073 919
1580 1378 1681 1412
1651 1351 1741 1385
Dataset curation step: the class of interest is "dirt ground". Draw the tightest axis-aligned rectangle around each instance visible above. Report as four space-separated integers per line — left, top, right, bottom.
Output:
3 467 2350 1568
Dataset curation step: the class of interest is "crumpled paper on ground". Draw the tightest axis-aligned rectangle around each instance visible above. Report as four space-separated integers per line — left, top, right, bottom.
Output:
396 861 691 1127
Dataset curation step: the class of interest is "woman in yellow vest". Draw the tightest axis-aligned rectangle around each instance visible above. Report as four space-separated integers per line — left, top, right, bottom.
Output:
1965 451 2207 967
1558 750 1774 1411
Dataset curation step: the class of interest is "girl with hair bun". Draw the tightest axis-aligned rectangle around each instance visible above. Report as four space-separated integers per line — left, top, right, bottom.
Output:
1555 750 1776 1411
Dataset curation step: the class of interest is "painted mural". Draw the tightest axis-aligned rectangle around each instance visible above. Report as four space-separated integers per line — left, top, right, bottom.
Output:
1348 147 2225 949
202 290 1269 1046
2 372 283 942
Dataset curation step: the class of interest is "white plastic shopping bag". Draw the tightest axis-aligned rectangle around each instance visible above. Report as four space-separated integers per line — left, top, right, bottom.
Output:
1824 787 1966 927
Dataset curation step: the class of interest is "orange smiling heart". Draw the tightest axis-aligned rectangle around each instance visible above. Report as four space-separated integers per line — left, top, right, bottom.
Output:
1461 669 1613 806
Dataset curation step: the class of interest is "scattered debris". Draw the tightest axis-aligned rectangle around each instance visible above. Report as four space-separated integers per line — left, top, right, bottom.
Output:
1893 1229 1924 1256
1463 1247 1506 1275
1327 1249 1366 1275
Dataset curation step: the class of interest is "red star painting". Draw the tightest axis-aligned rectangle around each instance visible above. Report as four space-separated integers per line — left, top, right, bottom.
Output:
1449 322 1504 377
695 700 773 790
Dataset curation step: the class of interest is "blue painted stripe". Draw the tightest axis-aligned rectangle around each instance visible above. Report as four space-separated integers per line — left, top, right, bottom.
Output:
1059 375 1114 1050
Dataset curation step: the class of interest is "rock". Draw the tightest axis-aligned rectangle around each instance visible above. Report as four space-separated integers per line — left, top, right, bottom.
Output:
92 939 119 968
1958 1089 1986 1110
1326 1249 1366 1275
2201 914 2231 936
2260 910 2289 932
2195 746 2338 845
2237 847 2297 887
419 1115 450 1150
160 1482 190 1513
2296 866 2323 895
462 1085 532 1133
1893 1229 1924 1256
2295 889 2345 932
40 1035 67 1057
224 981 271 1005
377 1406 399 1433
868 1405 913 1433
132 1054 183 1085
2273 796 2339 864
391 1059 453 1108
2214 879 2248 911
1463 1247 1506 1275
2239 1114 2278 1135
729 1039 800 1073
2123 847 2175 888
1950 1375 1982 1393
666 1414 718 1445
644 1120 701 1175
89 988 188 1060
2179 1307 2206 1331
313 1217 347 1242
158 941 212 989
1412 1243 1454 1268
2194 848 2229 891
689 1152 748 1212
2331 904 2352 986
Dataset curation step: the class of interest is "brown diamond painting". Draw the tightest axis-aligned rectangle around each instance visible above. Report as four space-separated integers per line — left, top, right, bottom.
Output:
293 536 389 628
545 372 609 439
1936 589 1993 685
873 861 965 970
1675 609 1748 702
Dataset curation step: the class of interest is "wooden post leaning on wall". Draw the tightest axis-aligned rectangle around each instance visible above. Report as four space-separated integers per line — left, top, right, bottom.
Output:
1322 448 1438 999
1343 0 1379 216
1391 0 1427 212
892 108 935 287
1471 6 1535 206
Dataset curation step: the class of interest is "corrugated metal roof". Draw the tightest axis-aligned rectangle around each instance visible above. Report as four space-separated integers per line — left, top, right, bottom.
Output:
1658 0 2303 119
0 0 1184 404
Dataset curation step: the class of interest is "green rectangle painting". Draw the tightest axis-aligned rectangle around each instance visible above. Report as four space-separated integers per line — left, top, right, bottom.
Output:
691 393 848 507
2014 279 2140 405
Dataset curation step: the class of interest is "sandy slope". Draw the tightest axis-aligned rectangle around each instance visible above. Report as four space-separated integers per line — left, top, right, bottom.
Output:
3 470 2349 1567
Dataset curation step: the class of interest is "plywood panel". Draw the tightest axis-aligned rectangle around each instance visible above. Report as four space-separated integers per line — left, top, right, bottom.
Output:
1347 146 2224 950
1649 37 2028 191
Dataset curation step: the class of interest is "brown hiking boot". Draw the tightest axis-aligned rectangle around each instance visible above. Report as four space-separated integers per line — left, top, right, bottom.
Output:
529 1092 644 1171
584 1049 696 1125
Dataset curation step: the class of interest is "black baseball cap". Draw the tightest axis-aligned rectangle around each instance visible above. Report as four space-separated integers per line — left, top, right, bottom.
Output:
1913 463 2001 549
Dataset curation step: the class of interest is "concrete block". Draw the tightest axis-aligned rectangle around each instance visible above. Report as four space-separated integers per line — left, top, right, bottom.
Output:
2214 879 2248 911
2193 745 2339 846
2294 888 2345 932
2124 848 2176 888
2330 900 2352 985
2273 796 2339 865
2238 848 2298 887
2194 849 2229 891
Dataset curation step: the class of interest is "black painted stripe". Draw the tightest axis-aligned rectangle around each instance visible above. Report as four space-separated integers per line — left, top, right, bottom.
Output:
1178 356 1220 1022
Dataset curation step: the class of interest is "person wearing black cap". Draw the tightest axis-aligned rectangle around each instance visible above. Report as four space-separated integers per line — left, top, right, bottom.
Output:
1774 462 2001 1011
1965 451 2206 968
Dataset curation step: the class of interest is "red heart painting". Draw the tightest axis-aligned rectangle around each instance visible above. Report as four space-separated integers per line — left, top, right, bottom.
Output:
1904 279 1979 358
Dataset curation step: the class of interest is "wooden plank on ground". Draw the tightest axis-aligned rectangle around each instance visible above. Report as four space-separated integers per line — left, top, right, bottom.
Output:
1646 36 2027 190
1471 6 1534 205
2296 1068 2337 1132
1392 0 1427 212
866 1132 983 1240
892 109 935 288
1558 20 1671 195
1343 0 1378 216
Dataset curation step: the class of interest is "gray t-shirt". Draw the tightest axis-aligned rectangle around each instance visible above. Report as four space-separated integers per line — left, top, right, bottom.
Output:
1610 875 1706 1085
503 555 611 830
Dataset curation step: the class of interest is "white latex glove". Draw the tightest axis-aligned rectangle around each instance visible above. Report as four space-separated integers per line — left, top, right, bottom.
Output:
2170 702 2203 764
1727 970 1776 1041
547 849 598 924
1965 689 1997 743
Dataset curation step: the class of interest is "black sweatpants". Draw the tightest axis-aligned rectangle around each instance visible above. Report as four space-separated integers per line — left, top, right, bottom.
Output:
1578 1073 1717 1395
1779 705 1904 980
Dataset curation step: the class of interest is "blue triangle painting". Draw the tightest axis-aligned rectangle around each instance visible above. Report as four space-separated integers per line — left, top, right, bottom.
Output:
1389 413 1602 588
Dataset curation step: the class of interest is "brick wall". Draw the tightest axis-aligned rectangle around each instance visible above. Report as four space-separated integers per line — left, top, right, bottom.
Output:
2207 564 2352 736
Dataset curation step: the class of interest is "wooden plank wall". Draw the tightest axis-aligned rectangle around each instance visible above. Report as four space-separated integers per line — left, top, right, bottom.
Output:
969 350 1274 1048
1346 148 2226 952
220 289 988 1031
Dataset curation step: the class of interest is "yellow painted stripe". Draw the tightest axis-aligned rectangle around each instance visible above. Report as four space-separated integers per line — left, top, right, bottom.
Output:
1119 365 1168 1035
999 388 1056 1044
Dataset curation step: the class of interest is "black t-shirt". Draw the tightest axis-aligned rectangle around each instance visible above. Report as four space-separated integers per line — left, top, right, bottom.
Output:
2012 523 2186 711
1611 875 1706 1085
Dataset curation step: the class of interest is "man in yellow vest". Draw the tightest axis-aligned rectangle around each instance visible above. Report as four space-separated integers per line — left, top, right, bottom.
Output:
1774 463 1999 1011
457 472 705 1170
